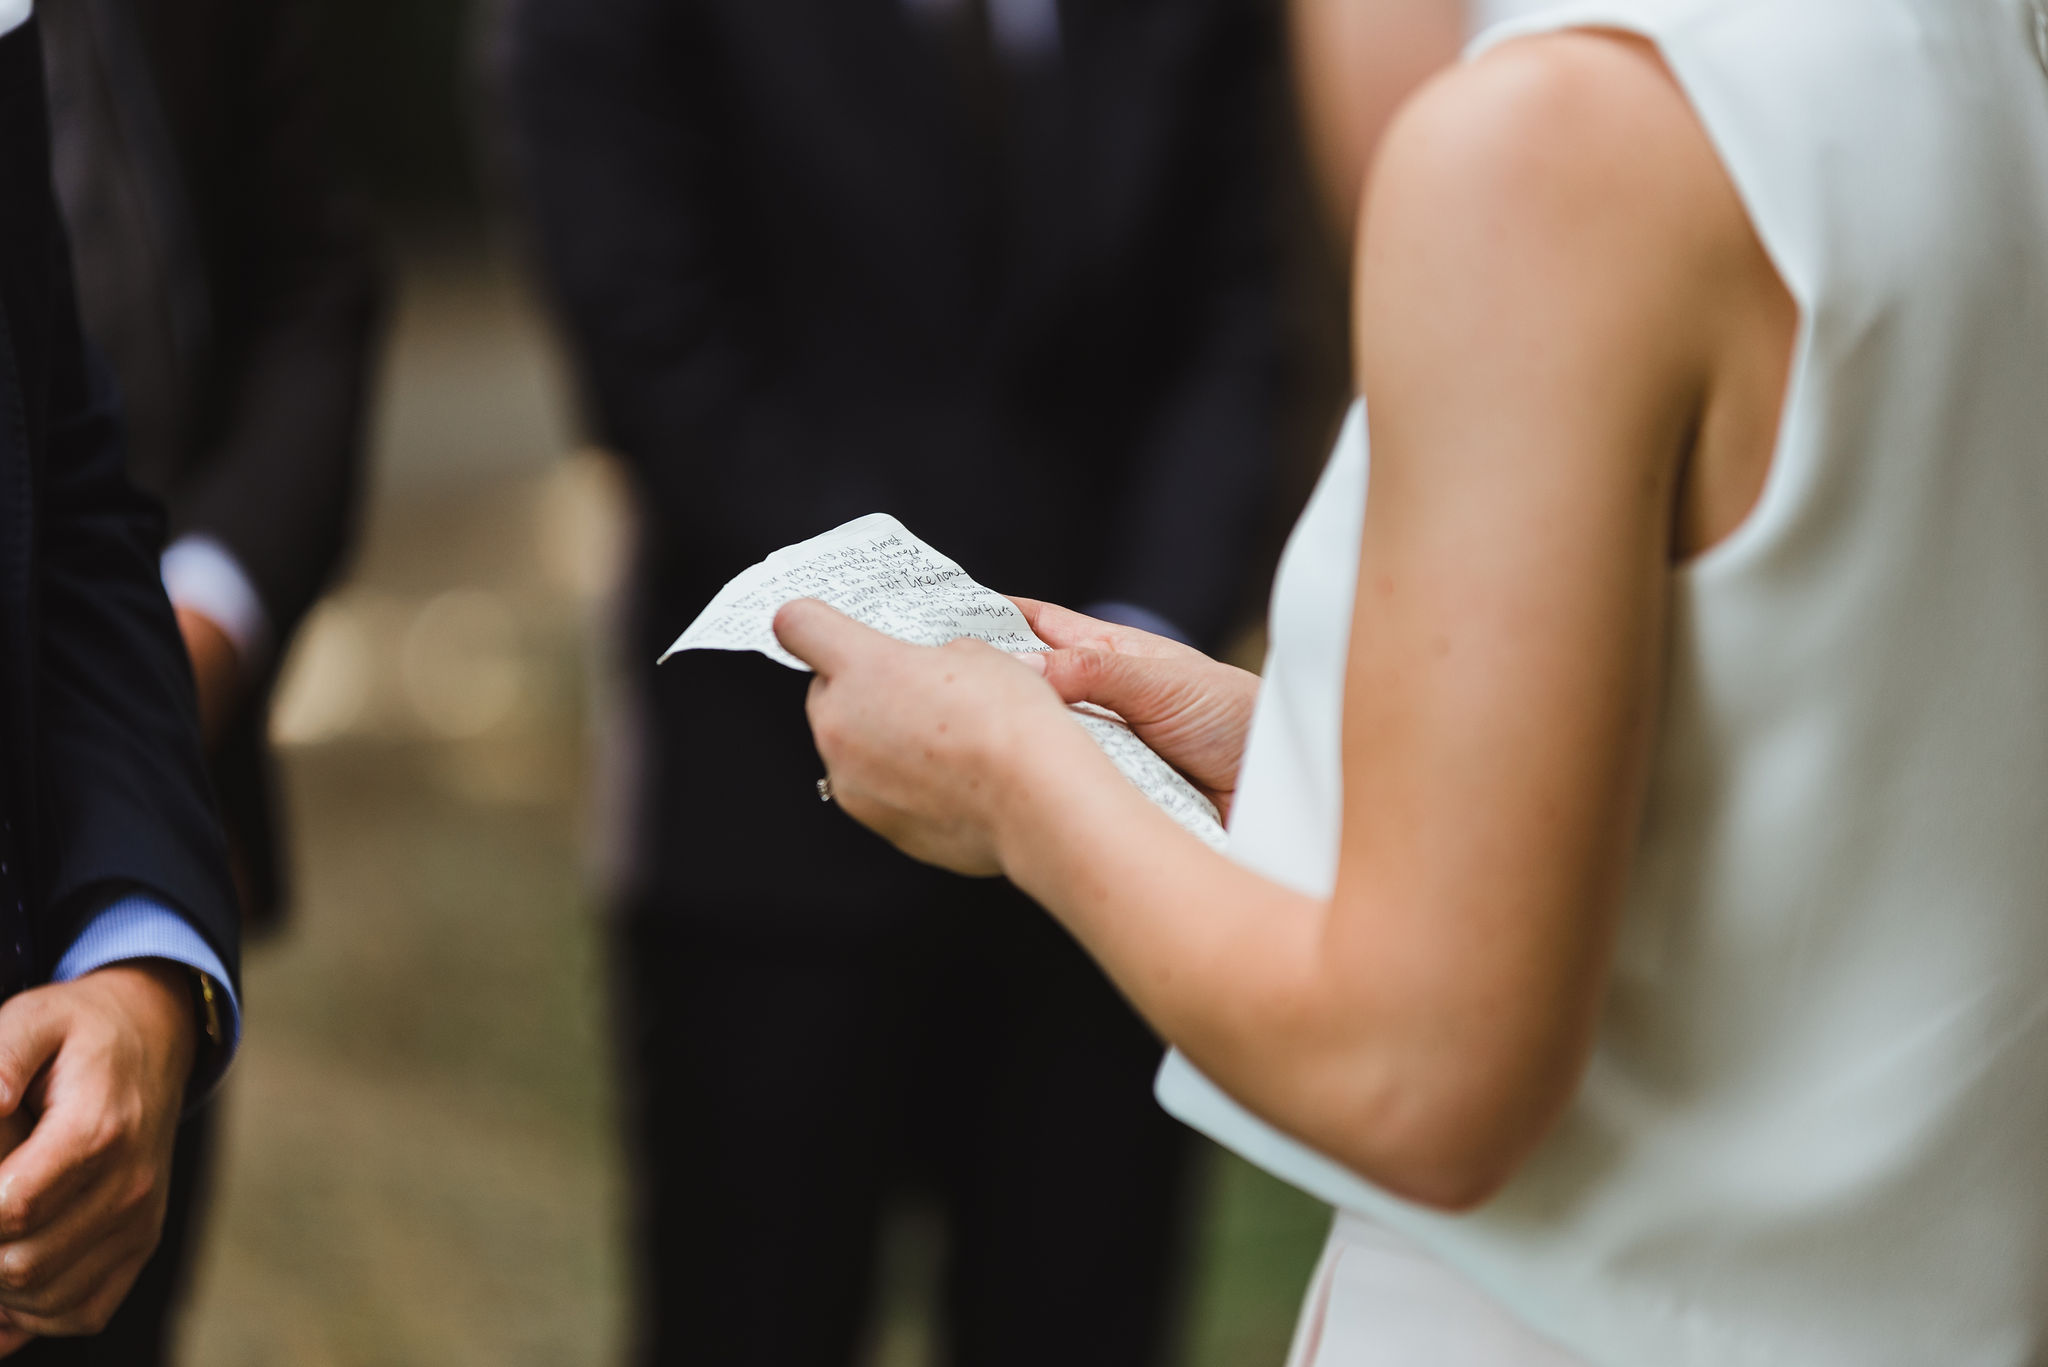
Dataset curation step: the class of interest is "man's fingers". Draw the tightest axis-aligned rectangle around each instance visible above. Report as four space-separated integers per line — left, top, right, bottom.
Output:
0 1099 114 1245
0 971 186 1341
0 1235 150 1339
0 1136 151 1319
773 599 887 676
0 995 64 1119
0 1196 152 1336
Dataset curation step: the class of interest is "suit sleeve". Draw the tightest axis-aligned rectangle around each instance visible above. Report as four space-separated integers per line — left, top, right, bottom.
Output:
499 0 801 537
1092 0 1287 651
36 261 240 990
167 0 388 650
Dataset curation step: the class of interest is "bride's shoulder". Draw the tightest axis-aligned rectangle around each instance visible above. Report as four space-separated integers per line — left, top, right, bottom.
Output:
1372 28 1727 238
1350 23 1785 521
1356 26 1764 349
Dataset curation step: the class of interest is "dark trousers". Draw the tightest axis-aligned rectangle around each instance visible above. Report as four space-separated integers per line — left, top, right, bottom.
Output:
9 1102 214 1366
615 880 1197 1367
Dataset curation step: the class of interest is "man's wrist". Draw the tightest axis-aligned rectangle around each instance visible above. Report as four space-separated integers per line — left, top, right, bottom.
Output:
53 896 242 1098
161 533 270 666
174 607 244 745
85 962 200 1095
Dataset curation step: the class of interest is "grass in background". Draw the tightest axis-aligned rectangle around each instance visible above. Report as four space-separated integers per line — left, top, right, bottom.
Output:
1185 1154 1327 1367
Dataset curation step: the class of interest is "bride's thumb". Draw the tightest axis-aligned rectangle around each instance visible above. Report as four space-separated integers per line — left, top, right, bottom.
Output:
1038 647 1154 712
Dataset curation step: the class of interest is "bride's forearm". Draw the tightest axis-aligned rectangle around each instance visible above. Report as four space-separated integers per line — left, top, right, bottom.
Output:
988 715 1522 1209
987 713 1548 1213
991 713 1320 1047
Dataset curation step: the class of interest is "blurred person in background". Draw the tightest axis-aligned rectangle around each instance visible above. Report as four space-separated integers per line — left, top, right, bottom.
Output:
36 0 386 1357
0 5 244 1362
500 0 1290 1362
1285 0 1546 242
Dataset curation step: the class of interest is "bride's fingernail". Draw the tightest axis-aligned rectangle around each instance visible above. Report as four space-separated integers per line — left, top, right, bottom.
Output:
1016 651 1048 674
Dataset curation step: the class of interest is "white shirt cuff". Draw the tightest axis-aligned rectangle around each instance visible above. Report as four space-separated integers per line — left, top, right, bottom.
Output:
0 0 31 40
161 534 271 666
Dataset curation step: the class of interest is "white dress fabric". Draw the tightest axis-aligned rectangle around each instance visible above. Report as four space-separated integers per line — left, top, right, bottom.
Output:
1160 1 2048 1363
1 0 30 39
1465 0 1558 36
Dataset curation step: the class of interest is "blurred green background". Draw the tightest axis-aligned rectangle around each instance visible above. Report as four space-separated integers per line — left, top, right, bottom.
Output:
166 4 1339 1359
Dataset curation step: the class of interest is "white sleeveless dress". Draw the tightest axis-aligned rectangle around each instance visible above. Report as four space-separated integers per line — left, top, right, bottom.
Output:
1160 1 2048 1363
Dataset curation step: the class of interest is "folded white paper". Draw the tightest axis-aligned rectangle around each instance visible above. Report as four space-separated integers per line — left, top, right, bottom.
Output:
662 514 1227 849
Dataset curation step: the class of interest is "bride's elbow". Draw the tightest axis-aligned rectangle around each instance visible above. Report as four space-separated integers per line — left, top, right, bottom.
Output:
1286 1046 1578 1214
1195 937 1596 1214
1360 1138 1524 1213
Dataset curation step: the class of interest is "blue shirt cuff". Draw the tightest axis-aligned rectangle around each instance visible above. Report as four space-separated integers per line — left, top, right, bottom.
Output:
1081 601 1193 647
53 896 241 1098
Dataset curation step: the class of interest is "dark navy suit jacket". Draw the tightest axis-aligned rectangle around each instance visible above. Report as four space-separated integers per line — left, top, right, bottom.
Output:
0 19 238 1005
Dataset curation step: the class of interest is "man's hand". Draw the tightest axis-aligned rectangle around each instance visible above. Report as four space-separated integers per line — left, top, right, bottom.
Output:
1013 598 1261 818
174 607 241 750
0 964 197 1352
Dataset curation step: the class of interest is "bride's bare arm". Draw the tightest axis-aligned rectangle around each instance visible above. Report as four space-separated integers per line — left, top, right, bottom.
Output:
780 32 1789 1210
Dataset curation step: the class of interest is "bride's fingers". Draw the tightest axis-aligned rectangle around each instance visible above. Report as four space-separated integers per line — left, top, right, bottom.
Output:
1008 596 1127 651
774 599 886 676
1011 595 1088 645
1039 647 1180 716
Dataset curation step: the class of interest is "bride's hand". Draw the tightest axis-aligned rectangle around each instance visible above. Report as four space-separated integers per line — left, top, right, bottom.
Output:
774 599 1070 877
1012 598 1260 819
